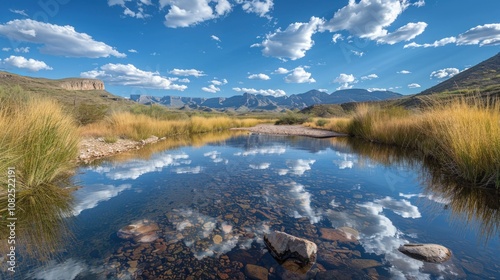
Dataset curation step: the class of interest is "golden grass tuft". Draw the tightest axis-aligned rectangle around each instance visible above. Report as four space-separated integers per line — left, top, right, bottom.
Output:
80 112 263 141
315 97 500 188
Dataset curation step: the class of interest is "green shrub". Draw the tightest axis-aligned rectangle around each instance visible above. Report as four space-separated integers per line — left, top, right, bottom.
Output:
315 119 329 127
275 113 311 125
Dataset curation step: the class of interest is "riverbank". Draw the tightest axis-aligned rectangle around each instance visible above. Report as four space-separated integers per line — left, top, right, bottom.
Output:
232 124 348 138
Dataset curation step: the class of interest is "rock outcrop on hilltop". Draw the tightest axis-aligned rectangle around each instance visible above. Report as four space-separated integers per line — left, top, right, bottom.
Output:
59 79 105 90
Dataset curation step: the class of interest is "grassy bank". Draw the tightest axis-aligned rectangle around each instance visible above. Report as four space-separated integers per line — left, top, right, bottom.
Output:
80 112 264 140
307 98 500 188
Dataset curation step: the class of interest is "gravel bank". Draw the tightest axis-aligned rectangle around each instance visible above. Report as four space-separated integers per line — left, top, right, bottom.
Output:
231 124 347 138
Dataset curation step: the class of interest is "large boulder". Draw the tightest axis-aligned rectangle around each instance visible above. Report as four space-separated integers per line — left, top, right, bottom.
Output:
264 231 317 267
398 244 452 263
117 219 160 243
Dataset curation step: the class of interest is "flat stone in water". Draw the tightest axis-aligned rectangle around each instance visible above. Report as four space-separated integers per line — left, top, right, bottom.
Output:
213 235 223 244
245 264 268 280
398 244 452 263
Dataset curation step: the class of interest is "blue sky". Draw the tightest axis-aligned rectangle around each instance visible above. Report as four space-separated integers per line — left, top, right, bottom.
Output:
0 0 499 98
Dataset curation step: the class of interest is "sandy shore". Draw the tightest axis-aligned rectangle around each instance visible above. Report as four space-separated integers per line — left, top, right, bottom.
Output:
78 125 346 163
231 124 348 138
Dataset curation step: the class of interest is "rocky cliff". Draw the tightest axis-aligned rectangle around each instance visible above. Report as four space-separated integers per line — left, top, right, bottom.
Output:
58 79 105 91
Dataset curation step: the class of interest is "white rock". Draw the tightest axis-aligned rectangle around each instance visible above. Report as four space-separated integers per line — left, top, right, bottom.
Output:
399 243 452 263
264 231 317 266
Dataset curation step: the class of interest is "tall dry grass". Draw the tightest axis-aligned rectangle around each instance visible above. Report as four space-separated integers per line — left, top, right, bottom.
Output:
80 112 263 140
0 94 79 190
312 98 500 188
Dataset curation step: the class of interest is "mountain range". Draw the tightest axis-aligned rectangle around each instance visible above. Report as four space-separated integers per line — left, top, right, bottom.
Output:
130 89 402 112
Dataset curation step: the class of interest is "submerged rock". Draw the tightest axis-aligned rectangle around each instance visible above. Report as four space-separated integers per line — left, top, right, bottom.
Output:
264 231 317 268
117 219 160 243
320 227 358 242
245 264 268 280
398 244 452 263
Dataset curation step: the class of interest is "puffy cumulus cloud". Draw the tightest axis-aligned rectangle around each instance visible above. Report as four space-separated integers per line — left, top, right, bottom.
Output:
457 23 500 46
248 73 271 80
28 259 90 280
408 83 421 88
175 166 203 174
108 0 154 19
430 68 460 79
272 67 289 74
237 0 274 18
333 73 357 90
287 181 322 224
1 55 52 72
169 68 206 77
321 0 426 45
255 17 324 61
351 50 364 57
361 73 378 80
232 87 286 97
398 70 411 74
0 19 125 58
332 33 344 43
284 67 316 83
2 47 11 51
405 23 500 48
81 63 187 90
128 49 138 53
202 78 228 93
202 84 221 93
333 151 357 170
160 0 232 28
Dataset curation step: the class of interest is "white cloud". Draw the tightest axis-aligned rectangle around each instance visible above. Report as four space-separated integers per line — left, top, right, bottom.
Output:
377 22 428 44
333 73 357 90
203 78 227 93
272 67 289 74
9 9 28 17
405 23 500 48
413 0 425 7
332 33 344 43
1 55 52 72
108 0 152 19
128 49 138 53
14 47 30 53
430 68 460 79
202 84 220 93
374 197 421 218
398 70 411 74
368 88 387 92
237 0 274 18
404 37 456 48
232 87 286 97
256 16 324 60
318 88 329 93
457 23 500 46
175 166 203 174
29 259 88 280
351 50 364 57
287 181 321 224
169 68 206 77
0 19 125 58
361 74 378 80
284 67 315 83
81 63 187 90
248 73 270 80
408 83 421 88
160 0 231 28
210 78 228 85
2 48 11 51
322 0 426 44
211 35 221 42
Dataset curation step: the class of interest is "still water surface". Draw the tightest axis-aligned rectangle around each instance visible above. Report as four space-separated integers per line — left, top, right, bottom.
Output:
8 133 500 279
